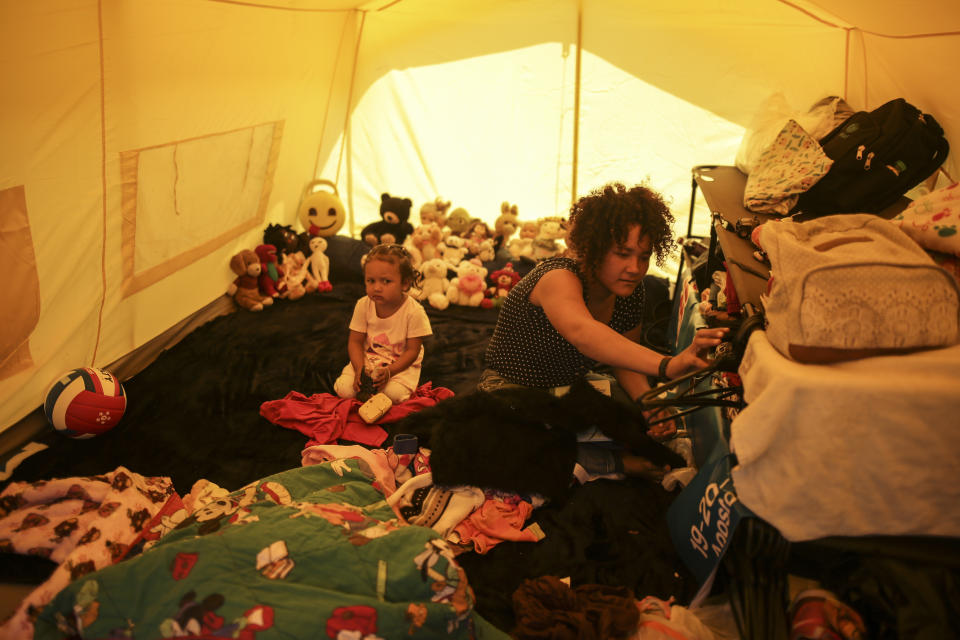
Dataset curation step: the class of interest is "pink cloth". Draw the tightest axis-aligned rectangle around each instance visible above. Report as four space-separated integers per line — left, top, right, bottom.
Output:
452 495 543 554
260 382 454 447
300 444 400 496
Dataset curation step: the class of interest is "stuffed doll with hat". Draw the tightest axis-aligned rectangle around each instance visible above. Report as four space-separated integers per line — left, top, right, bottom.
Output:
482 261 521 308
228 250 274 311
361 193 414 247
255 243 286 298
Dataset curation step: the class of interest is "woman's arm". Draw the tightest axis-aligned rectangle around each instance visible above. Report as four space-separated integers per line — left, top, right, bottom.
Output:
533 269 726 378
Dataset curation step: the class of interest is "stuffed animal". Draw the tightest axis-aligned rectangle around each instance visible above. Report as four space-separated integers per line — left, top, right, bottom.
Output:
416 257 451 310
493 202 519 252
437 237 468 269
446 258 489 307
227 250 274 311
255 244 286 298
361 193 414 247
444 207 473 238
307 236 333 292
473 238 496 263
508 220 538 261
485 262 521 306
464 219 493 258
405 222 443 268
420 197 451 228
281 250 314 299
531 216 568 261
262 223 301 260
297 179 347 238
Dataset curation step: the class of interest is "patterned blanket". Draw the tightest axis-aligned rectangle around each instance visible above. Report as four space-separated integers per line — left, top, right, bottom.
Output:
30 461 507 639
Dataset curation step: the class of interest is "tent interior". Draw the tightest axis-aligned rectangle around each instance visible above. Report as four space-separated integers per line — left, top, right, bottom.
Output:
2 0 960 637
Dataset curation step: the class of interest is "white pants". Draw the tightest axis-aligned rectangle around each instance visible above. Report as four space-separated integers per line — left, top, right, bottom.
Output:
333 363 412 404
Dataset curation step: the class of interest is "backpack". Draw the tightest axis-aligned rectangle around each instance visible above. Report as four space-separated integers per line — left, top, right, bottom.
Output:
756 214 960 363
792 99 949 217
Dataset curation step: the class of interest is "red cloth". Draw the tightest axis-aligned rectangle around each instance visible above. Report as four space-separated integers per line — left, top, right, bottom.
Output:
260 382 454 447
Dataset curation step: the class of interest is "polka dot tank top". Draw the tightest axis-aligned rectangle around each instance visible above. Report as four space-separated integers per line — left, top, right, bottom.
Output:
484 257 645 388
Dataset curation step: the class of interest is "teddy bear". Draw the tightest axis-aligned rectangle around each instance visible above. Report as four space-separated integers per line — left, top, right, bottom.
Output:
420 197 451 228
446 258 489 307
227 250 274 311
307 236 334 292
473 238 496 263
405 221 443 268
416 257 451 310
531 216 568 261
508 220 539 261
437 236 468 269
493 202 519 252
361 193 414 247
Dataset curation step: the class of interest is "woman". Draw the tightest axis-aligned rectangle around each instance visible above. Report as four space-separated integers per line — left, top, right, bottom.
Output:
480 182 727 478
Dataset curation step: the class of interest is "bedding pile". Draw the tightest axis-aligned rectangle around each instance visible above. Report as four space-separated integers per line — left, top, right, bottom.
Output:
0 276 690 636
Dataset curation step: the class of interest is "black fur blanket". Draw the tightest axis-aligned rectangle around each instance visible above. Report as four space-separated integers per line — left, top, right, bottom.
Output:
388 378 685 501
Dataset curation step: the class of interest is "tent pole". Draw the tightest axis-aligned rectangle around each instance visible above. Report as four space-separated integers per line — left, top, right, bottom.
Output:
571 0 583 208
339 10 366 237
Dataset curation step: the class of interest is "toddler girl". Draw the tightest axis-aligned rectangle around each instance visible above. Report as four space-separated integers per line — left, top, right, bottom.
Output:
334 244 432 422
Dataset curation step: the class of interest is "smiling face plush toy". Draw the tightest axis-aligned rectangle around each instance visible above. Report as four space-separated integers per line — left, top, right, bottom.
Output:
297 180 346 237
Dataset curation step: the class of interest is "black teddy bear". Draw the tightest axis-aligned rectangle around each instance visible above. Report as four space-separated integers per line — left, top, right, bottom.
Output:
361 192 414 247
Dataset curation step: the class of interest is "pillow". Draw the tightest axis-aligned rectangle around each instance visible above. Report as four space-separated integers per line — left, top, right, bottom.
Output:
743 119 833 216
325 234 369 284
892 182 960 256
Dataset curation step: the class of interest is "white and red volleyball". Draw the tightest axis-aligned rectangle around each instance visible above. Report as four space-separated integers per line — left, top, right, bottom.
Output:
43 367 126 438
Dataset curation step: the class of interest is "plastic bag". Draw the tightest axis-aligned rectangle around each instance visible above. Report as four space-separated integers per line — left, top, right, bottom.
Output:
735 93 850 175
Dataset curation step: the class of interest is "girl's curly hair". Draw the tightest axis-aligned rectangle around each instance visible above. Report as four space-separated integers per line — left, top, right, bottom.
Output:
566 182 675 273
364 243 424 289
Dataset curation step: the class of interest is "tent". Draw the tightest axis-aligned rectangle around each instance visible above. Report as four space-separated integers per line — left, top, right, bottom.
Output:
2 0 958 435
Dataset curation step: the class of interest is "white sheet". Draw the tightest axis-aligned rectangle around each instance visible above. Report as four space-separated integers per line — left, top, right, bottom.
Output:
730 331 960 542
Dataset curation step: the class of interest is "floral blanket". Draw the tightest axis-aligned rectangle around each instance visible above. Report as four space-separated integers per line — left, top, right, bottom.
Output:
30 461 507 639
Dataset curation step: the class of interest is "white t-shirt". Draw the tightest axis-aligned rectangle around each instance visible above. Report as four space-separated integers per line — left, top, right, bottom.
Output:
349 294 433 392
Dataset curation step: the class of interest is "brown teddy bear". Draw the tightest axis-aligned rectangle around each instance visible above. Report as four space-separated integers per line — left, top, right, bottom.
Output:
227 250 274 311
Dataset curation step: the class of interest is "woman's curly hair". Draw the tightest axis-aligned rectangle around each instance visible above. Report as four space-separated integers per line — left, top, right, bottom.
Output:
566 182 675 273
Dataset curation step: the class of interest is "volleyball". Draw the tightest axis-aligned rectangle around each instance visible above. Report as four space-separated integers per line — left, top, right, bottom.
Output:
43 367 126 438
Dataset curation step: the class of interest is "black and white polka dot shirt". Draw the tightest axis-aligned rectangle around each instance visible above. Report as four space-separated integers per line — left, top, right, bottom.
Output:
484 257 645 388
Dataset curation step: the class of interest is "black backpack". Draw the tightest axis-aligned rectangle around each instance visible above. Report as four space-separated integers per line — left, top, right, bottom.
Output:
792 98 949 217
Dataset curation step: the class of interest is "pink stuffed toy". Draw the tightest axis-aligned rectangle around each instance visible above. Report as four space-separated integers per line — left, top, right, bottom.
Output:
446 258 489 307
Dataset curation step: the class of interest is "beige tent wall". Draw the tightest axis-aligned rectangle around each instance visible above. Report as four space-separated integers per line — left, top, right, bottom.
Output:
323 0 958 246
321 0 849 261
0 0 359 432
1 0 958 434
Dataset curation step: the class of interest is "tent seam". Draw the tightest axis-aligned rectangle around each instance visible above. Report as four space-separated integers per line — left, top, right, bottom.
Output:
92 0 108 367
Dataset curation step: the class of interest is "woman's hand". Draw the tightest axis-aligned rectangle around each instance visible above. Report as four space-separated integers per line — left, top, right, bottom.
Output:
668 327 729 377
643 407 678 440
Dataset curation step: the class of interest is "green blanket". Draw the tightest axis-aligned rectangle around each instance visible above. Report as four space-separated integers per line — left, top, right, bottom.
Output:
33 462 509 639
